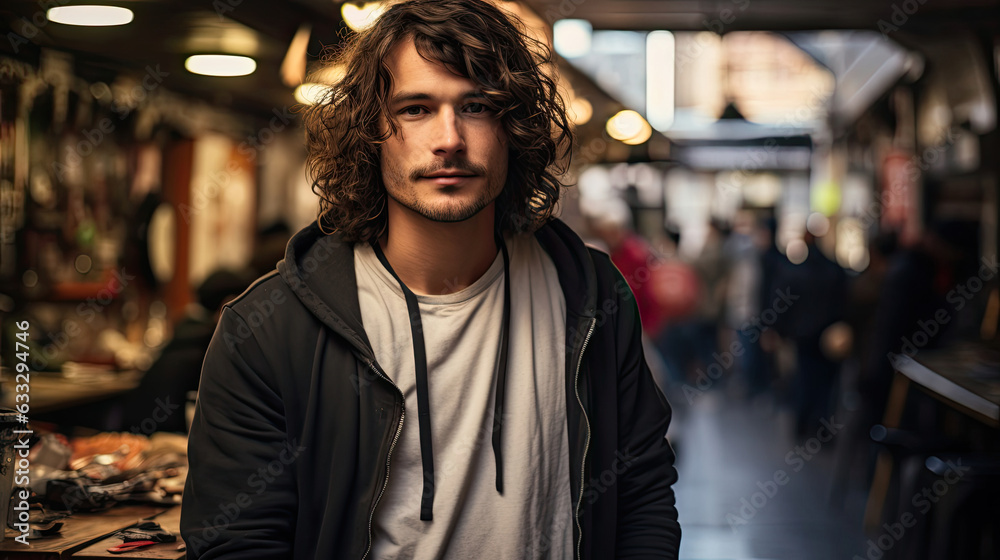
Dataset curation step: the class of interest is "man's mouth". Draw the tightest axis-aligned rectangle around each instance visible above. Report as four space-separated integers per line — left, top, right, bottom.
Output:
422 169 477 179
420 169 478 185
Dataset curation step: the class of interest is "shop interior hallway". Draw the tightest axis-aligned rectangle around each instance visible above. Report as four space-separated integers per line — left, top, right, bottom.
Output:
672 391 869 560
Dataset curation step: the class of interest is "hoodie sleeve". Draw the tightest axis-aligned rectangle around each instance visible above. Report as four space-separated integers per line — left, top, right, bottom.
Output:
610 265 682 558
181 307 298 558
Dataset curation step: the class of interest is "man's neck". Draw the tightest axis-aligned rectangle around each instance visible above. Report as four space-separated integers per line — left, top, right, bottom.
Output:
378 201 499 296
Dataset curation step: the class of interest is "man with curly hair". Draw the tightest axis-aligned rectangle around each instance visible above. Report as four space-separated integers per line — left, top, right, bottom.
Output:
181 0 680 558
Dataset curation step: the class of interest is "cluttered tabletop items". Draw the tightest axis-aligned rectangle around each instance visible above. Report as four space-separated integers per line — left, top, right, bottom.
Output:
0 429 187 559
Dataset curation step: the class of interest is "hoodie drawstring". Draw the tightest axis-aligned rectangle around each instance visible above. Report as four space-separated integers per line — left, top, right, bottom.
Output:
369 230 510 521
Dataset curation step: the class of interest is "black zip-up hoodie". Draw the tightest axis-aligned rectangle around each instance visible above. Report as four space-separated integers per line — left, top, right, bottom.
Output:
181 218 681 559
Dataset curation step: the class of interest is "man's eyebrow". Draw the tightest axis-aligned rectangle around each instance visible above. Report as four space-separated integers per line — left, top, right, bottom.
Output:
389 90 488 105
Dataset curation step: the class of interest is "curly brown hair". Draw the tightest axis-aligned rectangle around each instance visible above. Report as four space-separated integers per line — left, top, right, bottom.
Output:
302 0 573 242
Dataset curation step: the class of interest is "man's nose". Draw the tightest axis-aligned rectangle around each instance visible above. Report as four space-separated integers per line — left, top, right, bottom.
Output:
432 108 465 156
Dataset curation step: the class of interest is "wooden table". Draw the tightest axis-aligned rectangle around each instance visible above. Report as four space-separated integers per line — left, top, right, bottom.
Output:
72 506 184 559
890 350 1000 427
863 345 1000 530
0 504 183 560
0 372 142 415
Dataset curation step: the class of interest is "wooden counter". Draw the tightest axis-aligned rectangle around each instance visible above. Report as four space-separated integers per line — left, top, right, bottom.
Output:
0 371 141 415
0 504 183 560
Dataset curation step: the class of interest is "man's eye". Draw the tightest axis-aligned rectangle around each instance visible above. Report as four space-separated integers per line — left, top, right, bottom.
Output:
466 103 489 114
402 106 425 116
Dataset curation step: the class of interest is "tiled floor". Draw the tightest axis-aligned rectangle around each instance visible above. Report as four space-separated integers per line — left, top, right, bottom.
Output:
671 391 870 560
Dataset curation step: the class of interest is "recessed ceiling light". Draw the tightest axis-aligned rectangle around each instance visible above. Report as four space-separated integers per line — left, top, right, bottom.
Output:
47 6 134 27
185 55 257 77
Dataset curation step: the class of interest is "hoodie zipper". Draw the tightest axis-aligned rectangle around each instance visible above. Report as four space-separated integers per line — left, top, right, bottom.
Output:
573 318 596 560
362 360 404 560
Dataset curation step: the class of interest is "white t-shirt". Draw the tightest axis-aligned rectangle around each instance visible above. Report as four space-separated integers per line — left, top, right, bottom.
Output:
356 233 573 559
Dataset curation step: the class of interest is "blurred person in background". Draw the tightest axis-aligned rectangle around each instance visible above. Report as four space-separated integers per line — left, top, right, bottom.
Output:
652 221 725 389
118 269 252 434
830 231 897 503
181 1 680 558
771 227 848 440
841 231 898 420
249 221 292 277
724 211 768 401
662 219 730 389
587 198 667 338
588 205 698 450
754 216 786 398
586 199 672 400
860 220 980 430
648 226 702 389
695 219 730 358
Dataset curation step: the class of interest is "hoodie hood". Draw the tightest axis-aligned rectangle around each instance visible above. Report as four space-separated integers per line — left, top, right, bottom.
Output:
277 218 599 358
277 222 377 363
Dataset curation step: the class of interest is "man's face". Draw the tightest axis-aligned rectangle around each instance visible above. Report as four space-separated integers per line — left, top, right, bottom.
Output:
380 37 508 224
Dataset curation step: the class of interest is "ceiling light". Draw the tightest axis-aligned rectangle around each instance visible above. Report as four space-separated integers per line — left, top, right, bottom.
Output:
646 31 675 131
606 110 652 144
185 55 257 77
342 2 387 32
606 110 643 140
622 119 652 145
568 97 592 126
47 6 133 26
553 19 592 58
294 83 331 105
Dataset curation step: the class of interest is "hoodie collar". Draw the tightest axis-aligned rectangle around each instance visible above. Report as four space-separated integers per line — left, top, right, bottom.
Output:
278 218 599 357
534 218 598 320
278 222 377 362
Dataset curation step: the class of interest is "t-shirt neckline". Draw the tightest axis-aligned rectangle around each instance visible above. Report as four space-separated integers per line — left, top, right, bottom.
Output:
356 240 507 306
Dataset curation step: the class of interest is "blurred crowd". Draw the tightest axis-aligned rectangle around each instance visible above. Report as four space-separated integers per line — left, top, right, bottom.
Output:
585 201 987 447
